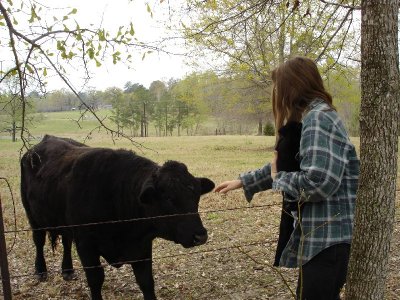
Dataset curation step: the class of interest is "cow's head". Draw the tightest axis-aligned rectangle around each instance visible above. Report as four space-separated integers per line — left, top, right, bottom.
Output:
139 161 214 248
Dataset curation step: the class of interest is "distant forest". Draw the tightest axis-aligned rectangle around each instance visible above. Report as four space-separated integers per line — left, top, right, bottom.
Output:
0 69 360 140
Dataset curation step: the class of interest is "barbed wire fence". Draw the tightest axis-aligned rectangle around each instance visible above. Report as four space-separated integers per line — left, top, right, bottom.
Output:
1 193 399 299
0 198 293 299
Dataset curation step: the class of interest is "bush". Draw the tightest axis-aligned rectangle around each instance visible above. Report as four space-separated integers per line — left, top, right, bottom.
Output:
264 122 275 136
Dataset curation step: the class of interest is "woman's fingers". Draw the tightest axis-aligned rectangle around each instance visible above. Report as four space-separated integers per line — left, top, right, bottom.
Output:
214 182 229 193
214 180 242 193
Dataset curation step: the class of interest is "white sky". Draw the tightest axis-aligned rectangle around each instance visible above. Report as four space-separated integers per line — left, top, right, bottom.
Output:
8 0 191 91
63 0 190 90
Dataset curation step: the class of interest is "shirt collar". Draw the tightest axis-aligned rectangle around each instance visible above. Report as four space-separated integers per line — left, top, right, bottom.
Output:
302 98 325 119
308 98 325 110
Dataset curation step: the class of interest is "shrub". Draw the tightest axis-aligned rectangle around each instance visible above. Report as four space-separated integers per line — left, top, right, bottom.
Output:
264 122 275 136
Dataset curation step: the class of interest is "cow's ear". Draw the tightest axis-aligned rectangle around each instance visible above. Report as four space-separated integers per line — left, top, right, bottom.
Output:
198 178 215 195
139 179 157 205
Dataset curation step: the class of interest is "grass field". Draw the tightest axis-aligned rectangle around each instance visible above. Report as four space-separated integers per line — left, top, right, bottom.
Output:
0 112 399 299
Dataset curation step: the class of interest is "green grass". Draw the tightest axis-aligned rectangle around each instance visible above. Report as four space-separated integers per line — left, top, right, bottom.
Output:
29 109 115 135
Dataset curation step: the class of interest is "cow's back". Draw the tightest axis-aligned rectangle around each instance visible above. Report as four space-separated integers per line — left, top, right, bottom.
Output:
66 148 157 225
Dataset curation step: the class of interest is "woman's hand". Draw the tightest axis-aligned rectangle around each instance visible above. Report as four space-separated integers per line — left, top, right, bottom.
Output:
214 179 243 194
271 151 278 180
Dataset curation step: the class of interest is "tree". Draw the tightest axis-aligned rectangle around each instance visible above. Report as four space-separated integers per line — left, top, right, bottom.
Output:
34 89 78 112
105 87 125 135
171 73 211 135
326 66 361 136
181 71 268 135
149 80 167 102
183 1 358 75
107 84 152 137
0 77 40 141
149 80 168 136
131 84 151 137
120 93 142 137
345 1 399 298
180 0 360 130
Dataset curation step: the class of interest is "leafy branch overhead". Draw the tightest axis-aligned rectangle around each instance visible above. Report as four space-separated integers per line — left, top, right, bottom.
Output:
181 0 360 85
0 0 159 146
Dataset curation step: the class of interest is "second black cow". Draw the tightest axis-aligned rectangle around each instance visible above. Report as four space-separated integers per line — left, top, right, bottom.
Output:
273 121 302 267
20 135 215 300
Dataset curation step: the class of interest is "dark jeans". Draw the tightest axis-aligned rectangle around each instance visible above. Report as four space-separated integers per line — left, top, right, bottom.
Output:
296 243 350 300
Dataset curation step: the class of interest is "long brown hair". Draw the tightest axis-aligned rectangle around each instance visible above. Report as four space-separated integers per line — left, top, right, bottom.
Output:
271 57 334 137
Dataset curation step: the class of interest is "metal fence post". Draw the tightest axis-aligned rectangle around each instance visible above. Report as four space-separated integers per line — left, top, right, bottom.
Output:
0 193 12 299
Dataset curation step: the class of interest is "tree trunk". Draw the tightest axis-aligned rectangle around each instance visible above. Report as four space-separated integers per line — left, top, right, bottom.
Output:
141 102 145 137
12 121 16 142
345 1 399 299
165 103 168 137
258 119 263 136
178 105 181 137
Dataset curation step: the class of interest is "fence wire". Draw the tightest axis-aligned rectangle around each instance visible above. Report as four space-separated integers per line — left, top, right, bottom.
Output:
1 195 399 298
1 238 277 281
3 202 282 234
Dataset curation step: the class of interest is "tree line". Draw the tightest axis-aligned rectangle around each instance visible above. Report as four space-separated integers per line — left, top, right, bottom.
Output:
0 68 360 140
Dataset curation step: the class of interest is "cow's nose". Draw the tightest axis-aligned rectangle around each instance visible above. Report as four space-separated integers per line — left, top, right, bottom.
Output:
193 232 208 245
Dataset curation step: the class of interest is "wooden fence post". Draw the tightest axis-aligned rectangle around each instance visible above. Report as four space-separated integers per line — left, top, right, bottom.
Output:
0 193 12 299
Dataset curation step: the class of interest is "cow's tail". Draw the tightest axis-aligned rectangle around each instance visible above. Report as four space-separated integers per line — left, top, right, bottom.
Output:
20 152 34 223
48 231 59 251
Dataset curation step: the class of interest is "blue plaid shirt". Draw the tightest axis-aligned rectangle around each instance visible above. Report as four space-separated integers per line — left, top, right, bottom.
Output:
239 99 359 268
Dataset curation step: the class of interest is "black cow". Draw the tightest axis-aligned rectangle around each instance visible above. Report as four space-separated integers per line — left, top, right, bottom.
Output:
20 135 215 300
273 121 302 267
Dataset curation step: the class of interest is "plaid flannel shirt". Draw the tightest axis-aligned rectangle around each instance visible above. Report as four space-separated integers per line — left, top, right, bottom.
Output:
239 99 359 268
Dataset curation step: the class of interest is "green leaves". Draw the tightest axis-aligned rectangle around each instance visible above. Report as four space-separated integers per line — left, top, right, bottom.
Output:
98 29 106 42
95 58 102 67
68 8 77 15
129 22 135 36
56 40 66 52
87 47 94 59
28 4 41 23
141 51 152 61
146 3 153 17
112 51 121 64
26 64 34 74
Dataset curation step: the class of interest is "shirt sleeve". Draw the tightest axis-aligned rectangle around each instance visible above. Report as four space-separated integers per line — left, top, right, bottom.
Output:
239 163 273 202
272 111 349 202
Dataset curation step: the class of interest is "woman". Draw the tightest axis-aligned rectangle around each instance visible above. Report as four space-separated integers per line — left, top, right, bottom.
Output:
215 56 359 299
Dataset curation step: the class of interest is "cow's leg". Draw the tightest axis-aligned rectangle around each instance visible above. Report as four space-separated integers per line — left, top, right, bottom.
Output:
76 240 104 300
61 233 75 281
32 229 47 281
131 250 156 300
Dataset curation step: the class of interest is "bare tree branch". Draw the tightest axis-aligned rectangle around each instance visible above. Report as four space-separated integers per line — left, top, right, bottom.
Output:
319 0 361 10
